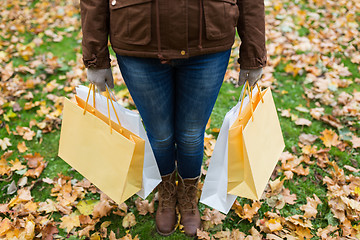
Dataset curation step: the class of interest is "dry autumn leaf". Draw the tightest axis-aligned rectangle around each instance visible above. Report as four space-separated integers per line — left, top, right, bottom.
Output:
201 208 226 225
122 212 136 228
295 118 312 126
59 214 80 233
0 138 12 151
319 129 341 147
300 194 322 218
196 229 211 240
135 197 155 215
17 141 28 153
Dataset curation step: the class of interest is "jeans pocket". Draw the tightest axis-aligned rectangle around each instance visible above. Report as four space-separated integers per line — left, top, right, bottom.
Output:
109 0 152 45
203 0 239 40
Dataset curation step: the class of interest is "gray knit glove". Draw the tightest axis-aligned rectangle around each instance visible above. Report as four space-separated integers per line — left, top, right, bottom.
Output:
238 68 263 87
87 68 114 92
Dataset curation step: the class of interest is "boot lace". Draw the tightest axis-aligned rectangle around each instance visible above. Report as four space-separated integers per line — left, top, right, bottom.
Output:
178 184 198 214
158 180 176 209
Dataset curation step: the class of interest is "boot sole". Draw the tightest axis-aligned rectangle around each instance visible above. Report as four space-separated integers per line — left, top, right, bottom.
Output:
156 225 176 236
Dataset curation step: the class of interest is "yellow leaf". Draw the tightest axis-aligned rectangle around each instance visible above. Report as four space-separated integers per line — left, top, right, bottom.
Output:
76 199 99 216
122 212 136 228
9 158 26 171
18 219 35 240
17 141 28 153
90 232 101 240
266 218 283 232
0 158 11 176
59 214 80 233
354 187 360 196
0 218 12 236
319 129 341 148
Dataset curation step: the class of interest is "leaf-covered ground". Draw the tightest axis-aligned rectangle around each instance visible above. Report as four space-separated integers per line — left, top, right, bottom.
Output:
0 0 360 239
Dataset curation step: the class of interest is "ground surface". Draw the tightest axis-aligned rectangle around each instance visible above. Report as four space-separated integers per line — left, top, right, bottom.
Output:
0 0 360 239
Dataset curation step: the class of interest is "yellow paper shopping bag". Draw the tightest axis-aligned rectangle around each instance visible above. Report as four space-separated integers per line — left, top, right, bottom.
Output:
58 84 145 205
227 82 285 200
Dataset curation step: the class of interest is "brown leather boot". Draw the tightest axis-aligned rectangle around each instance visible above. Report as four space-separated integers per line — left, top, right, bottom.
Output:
155 170 177 236
177 174 201 237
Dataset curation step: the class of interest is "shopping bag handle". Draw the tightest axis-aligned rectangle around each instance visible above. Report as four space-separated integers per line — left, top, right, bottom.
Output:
237 81 264 122
83 83 123 134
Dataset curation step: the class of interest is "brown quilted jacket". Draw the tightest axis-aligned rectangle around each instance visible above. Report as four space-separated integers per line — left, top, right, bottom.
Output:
80 0 267 69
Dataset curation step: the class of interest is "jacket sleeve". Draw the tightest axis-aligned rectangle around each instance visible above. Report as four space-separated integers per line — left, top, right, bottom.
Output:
236 0 267 69
80 0 111 69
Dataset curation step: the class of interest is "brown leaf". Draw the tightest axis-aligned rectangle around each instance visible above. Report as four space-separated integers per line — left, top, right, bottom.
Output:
92 198 113 219
201 208 226 225
41 223 59 240
196 229 211 240
213 230 231 239
38 199 58 213
320 115 342 129
230 229 246 240
316 225 338 239
135 197 155 215
249 226 262 240
299 133 318 145
300 194 322 218
119 233 140 240
282 188 297 205
232 200 261 222
269 178 285 195
78 225 96 238
295 118 312 126
310 107 324 120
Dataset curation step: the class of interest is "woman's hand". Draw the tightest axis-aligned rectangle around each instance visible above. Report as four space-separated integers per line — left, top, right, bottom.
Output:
238 68 263 87
87 68 114 92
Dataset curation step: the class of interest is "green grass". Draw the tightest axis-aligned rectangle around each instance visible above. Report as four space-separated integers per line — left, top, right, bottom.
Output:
1 1 360 238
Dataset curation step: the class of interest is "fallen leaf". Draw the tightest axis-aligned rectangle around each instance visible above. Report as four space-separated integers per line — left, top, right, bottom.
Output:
319 129 341 148
92 198 113 219
299 133 318 145
122 212 136 228
201 208 226 225
300 194 322 218
266 218 283 232
76 199 99 216
0 138 12 150
295 118 312 126
135 197 155 215
350 135 360 148
59 214 80 233
17 141 28 153
196 229 211 240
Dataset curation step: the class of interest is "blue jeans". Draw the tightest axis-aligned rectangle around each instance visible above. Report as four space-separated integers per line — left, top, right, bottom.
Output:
116 49 231 179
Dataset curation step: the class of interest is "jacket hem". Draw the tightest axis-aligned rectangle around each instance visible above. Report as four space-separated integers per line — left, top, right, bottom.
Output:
111 43 234 60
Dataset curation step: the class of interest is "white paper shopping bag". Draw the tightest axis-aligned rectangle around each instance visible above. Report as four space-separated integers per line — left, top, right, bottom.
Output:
200 84 254 213
75 85 161 199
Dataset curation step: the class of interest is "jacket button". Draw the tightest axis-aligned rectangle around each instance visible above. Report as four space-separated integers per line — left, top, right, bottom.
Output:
111 0 116 5
180 50 186 55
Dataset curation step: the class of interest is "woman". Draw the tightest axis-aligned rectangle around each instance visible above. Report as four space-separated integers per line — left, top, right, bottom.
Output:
79 0 266 236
